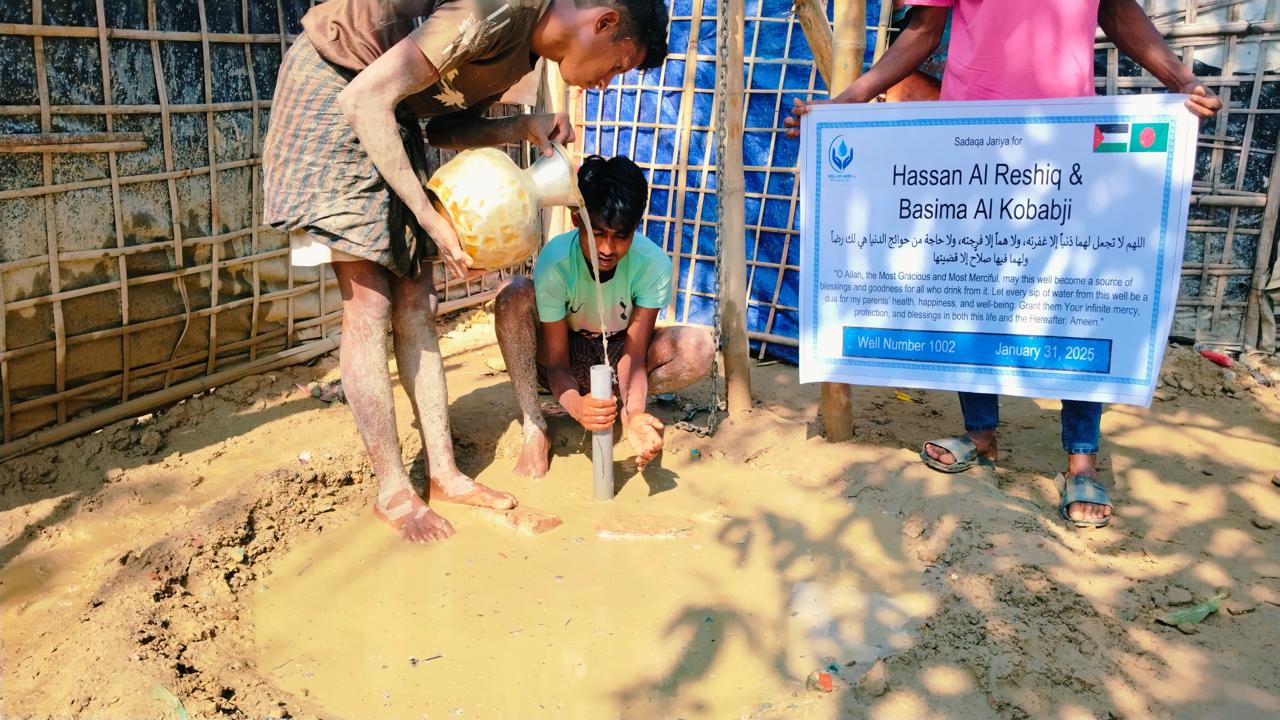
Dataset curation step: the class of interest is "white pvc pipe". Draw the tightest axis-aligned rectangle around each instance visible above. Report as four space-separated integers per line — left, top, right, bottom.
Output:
590 363 615 500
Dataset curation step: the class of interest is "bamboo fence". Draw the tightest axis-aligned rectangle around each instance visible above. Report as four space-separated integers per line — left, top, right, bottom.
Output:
0 0 535 457
4 0 1278 456
1098 1 1280 351
573 0 1280 360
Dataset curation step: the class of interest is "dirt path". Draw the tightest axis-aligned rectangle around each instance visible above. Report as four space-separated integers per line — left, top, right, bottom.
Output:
2 313 1278 719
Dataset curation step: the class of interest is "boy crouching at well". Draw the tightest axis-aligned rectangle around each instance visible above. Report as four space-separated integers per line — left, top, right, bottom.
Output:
495 155 714 477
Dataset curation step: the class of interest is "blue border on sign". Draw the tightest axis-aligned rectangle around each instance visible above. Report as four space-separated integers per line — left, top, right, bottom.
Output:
810 114 1177 387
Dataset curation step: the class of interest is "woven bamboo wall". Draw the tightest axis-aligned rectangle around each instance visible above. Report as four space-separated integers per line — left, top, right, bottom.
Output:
576 0 1280 360
1101 0 1280 349
0 0 534 455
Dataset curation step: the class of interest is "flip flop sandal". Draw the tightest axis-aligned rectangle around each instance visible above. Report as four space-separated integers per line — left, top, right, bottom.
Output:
1057 473 1113 529
919 435 987 473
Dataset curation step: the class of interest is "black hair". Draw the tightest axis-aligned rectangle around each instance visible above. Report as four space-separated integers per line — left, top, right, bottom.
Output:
579 0 669 71
577 154 649 235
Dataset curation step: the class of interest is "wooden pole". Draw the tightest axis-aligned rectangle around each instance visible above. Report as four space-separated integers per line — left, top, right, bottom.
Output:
0 131 146 153
832 0 866 91
719 0 753 415
667 0 707 319
873 0 896 59
791 0 833 89
1243 135 1280 350
818 0 866 441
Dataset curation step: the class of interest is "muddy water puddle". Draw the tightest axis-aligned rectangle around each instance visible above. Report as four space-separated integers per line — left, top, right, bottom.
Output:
253 454 934 718
0 468 198 616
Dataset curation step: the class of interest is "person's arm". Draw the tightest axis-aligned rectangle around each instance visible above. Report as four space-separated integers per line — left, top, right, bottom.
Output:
841 5 948 103
617 306 664 470
784 5 948 137
427 110 576 156
1097 0 1222 119
539 319 617 431
337 38 471 278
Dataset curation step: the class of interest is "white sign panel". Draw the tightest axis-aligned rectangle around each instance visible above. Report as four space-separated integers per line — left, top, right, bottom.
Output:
799 95 1198 406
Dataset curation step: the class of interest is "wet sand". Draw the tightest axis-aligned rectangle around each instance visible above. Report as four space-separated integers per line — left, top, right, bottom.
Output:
3 312 1279 719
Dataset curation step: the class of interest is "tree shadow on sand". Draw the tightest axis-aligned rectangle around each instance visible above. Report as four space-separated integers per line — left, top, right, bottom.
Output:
607 357 1280 719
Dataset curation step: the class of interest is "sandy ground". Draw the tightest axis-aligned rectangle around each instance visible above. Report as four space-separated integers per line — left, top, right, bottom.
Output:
3 310 1279 720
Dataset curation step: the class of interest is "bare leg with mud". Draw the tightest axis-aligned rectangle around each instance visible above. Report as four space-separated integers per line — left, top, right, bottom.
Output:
333 260 454 543
494 283 716 478
494 277 551 478
390 263 516 509
645 326 715 395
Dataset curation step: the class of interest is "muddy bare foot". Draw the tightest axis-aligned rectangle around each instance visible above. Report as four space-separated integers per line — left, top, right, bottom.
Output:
924 430 998 466
513 430 551 479
373 484 455 543
430 474 518 510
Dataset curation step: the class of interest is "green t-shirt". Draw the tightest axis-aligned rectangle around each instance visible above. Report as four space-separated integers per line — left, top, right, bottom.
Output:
533 230 672 336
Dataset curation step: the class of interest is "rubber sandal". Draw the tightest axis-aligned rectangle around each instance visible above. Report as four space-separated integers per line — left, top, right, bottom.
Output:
920 435 985 473
1057 473 1113 528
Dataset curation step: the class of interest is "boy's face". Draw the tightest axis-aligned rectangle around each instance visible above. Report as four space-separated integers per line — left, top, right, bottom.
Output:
558 9 645 90
573 214 634 273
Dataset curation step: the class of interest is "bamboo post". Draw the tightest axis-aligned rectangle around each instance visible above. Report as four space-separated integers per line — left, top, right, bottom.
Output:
0 271 9 443
718 0 752 415
93 0 131 405
1244 128 1280 350
146 0 194 389
832 0 866 90
666 0 706 319
792 0 833 89
198 0 225 375
0 131 147 152
817 0 865 441
32 0 69 427
244 0 263 360
873 0 895 59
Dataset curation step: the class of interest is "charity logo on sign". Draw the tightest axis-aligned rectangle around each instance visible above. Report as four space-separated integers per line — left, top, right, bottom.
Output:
825 135 854 183
829 136 853 171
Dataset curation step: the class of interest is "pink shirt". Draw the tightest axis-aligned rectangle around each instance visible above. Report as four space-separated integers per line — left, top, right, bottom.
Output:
905 0 1101 101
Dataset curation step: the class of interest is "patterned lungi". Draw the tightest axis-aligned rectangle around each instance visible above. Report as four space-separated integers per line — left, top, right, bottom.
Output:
537 331 627 394
262 34 437 277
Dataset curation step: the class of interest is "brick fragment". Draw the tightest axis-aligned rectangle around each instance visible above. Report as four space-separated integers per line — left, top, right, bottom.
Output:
596 514 695 540
474 506 563 536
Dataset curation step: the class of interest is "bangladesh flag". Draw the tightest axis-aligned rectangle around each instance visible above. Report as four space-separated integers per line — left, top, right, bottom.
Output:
1093 123 1130 152
1129 122 1168 152
1093 122 1170 153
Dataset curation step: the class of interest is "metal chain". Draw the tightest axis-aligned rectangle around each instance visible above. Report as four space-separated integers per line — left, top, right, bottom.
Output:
674 0 730 438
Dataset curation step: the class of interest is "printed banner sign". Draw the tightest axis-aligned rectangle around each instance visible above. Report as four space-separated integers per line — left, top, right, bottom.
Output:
798 95 1198 406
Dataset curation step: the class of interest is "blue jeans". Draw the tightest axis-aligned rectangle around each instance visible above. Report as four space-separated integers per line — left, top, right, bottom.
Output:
957 392 1102 455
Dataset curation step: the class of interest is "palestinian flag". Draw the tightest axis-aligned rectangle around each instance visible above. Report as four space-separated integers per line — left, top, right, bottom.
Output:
1093 123 1129 153
1093 122 1170 153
